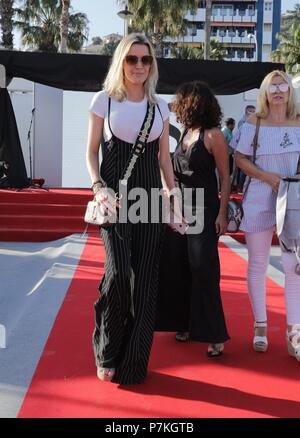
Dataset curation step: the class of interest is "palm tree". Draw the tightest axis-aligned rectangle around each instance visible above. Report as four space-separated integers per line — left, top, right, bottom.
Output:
59 0 70 52
99 39 120 56
281 3 300 33
128 0 198 35
0 0 14 49
209 38 227 60
171 45 203 59
271 22 300 74
92 36 102 46
204 0 212 60
15 0 88 52
121 0 198 56
171 39 226 60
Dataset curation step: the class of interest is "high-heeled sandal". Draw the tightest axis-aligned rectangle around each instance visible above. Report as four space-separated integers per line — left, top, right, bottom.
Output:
175 332 189 342
286 325 300 362
207 343 224 357
253 321 268 352
97 367 115 382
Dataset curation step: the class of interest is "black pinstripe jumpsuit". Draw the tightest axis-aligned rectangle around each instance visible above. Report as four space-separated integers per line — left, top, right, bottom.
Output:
93 101 164 385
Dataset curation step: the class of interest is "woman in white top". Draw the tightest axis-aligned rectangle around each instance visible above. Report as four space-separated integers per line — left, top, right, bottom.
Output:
235 70 300 362
86 33 177 384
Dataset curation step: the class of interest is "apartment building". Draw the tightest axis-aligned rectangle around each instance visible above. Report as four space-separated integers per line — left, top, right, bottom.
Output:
167 0 281 62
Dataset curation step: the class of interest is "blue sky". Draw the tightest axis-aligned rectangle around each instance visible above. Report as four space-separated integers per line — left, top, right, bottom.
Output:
71 0 124 42
14 0 299 48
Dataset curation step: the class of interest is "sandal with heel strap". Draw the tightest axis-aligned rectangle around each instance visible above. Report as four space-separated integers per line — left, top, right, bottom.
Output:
253 321 268 352
286 325 300 362
97 367 115 382
207 343 224 357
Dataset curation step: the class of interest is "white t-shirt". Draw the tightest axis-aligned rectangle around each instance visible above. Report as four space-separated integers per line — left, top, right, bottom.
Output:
89 90 169 144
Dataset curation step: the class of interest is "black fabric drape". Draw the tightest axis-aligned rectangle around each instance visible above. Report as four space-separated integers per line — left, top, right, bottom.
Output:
0 50 284 95
0 88 29 188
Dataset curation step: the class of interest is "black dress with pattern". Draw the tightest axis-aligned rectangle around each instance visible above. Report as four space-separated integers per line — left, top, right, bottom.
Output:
156 130 230 343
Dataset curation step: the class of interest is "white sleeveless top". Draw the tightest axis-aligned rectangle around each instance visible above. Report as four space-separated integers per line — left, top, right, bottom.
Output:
235 122 300 232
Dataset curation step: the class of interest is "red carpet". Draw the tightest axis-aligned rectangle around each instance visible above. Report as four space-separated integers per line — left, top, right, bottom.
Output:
18 237 300 418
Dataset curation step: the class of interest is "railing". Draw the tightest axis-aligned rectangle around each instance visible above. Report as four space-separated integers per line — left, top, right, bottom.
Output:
214 31 257 45
185 7 257 23
226 52 256 62
211 8 257 22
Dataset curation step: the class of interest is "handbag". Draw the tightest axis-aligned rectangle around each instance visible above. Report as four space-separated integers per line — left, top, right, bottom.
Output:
84 190 119 226
276 159 300 275
227 118 261 233
84 101 155 227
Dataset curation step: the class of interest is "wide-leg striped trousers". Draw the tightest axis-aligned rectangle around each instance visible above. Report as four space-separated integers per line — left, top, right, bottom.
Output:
93 221 163 384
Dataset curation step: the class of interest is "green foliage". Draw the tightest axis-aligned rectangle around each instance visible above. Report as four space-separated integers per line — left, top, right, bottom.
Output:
127 0 197 36
209 38 227 61
171 45 203 59
123 0 197 56
281 3 300 33
92 36 102 45
0 0 14 48
99 39 120 56
14 0 89 52
171 39 226 61
271 22 300 74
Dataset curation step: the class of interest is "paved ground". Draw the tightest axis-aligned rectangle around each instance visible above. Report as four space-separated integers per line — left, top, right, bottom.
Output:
0 235 284 418
0 234 87 417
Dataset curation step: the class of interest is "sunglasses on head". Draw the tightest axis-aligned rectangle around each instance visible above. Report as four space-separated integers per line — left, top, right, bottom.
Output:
125 55 153 66
268 82 289 94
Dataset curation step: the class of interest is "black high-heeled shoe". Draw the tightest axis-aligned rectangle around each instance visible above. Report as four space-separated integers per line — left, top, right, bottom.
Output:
175 332 189 342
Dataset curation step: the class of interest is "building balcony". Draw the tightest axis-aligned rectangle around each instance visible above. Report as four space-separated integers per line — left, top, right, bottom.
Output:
185 8 206 22
166 29 205 44
169 29 258 45
215 31 257 45
226 52 256 62
211 9 257 23
186 29 206 42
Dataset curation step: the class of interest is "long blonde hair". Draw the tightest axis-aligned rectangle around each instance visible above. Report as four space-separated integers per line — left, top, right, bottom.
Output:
103 33 158 104
256 70 300 120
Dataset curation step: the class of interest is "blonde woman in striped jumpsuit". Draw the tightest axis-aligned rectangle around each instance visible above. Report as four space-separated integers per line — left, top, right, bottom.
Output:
86 34 176 384
235 70 300 362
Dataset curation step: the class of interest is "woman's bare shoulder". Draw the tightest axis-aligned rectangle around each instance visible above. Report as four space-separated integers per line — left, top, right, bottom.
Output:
205 127 224 141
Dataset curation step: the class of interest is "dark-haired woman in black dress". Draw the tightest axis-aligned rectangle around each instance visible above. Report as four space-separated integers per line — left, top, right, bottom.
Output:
156 81 230 356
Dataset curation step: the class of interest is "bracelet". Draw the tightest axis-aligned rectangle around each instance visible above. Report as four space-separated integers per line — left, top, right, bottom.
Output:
91 179 103 188
92 180 104 195
92 185 103 195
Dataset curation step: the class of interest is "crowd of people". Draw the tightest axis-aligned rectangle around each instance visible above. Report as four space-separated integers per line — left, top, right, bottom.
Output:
86 32 300 385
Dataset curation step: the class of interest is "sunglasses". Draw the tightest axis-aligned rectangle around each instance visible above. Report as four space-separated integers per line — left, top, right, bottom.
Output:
268 83 289 94
125 55 153 66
